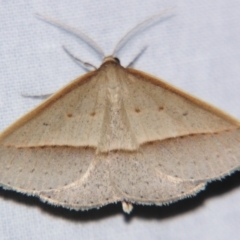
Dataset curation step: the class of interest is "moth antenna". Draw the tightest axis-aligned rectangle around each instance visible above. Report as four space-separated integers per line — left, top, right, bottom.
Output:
112 7 175 56
36 13 105 59
21 93 52 99
126 46 148 68
62 46 97 71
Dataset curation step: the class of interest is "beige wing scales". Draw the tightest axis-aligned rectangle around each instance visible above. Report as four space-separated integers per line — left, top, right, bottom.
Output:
0 71 107 148
121 68 239 145
39 150 206 209
119 68 240 178
39 153 118 209
149 129 240 181
0 61 240 210
0 147 94 193
108 151 206 205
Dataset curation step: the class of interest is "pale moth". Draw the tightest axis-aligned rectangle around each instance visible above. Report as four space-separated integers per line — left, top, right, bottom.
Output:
0 12 240 214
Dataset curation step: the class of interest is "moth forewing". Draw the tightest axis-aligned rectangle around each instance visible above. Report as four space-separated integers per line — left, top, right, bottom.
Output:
1 11 240 214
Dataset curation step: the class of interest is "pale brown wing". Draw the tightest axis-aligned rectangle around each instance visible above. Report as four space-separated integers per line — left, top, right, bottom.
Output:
121 67 240 144
38 149 206 209
0 70 107 148
39 150 206 209
0 63 139 152
103 65 240 206
108 151 206 206
108 130 240 206
0 61 240 210
143 129 240 181
119 68 240 180
0 147 94 193
0 62 141 209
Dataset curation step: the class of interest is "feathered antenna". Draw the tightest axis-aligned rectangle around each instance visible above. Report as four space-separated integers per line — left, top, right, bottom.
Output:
112 7 174 56
36 13 105 59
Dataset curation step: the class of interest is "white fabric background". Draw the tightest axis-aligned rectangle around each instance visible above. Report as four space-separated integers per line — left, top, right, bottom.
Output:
0 0 240 239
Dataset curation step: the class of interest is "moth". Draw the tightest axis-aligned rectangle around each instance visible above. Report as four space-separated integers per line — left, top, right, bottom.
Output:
0 12 239 214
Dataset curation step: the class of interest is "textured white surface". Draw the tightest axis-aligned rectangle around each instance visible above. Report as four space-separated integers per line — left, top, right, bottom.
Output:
0 0 240 239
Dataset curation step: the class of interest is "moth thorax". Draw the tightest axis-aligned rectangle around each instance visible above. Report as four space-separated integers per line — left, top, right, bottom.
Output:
107 86 121 110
